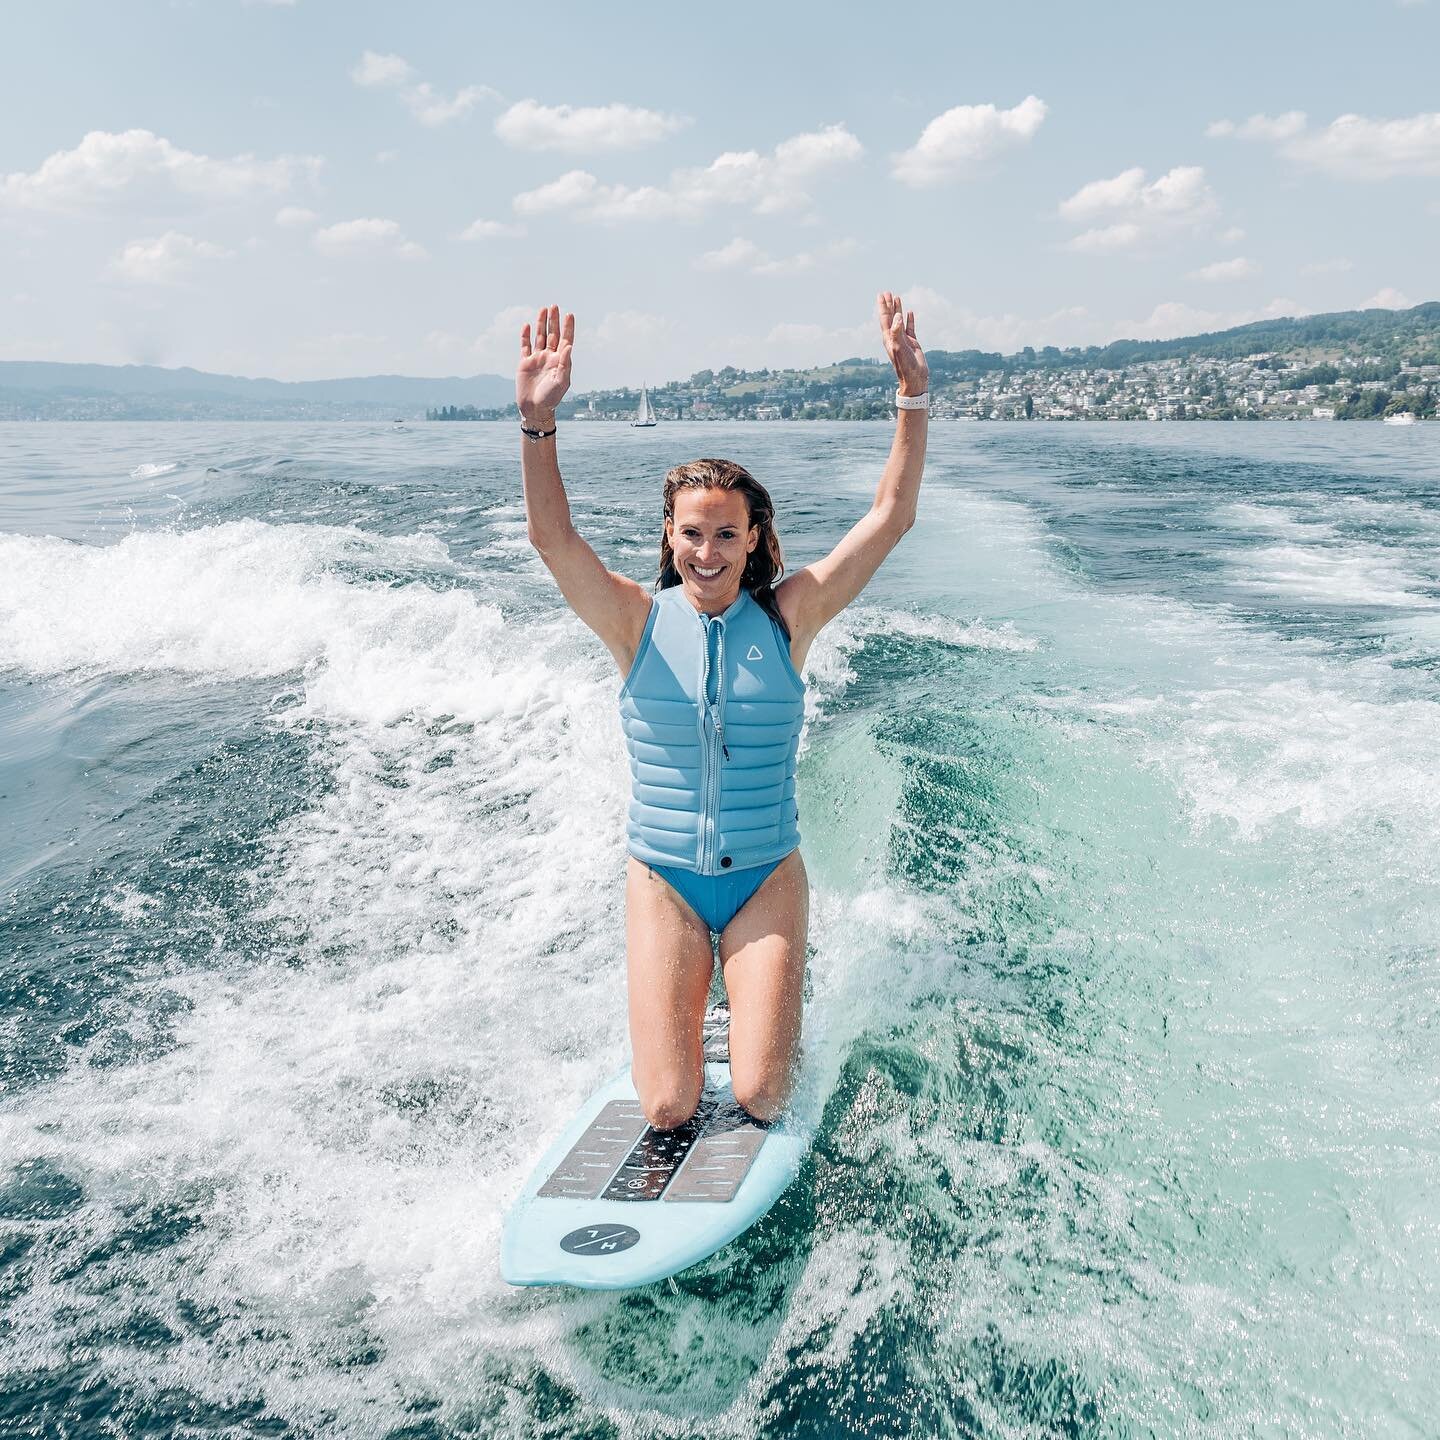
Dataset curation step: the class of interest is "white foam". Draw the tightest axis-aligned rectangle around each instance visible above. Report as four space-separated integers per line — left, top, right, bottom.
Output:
1152 677 1440 841
1324 494 1440 540
798 601 1037 739
1215 501 1340 542
0 522 507 718
841 603 1038 653
5 454 1440 1429
129 461 179 480
2 510 1010 1429
1225 541 1439 609
0 518 647 1427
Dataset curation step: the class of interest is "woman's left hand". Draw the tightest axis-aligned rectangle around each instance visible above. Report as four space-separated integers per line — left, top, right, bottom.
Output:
878 291 928 397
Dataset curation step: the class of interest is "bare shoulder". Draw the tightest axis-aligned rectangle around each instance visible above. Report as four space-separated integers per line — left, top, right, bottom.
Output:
773 570 818 672
608 572 656 674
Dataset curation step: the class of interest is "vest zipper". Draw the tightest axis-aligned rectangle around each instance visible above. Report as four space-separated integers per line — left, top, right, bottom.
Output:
699 613 728 871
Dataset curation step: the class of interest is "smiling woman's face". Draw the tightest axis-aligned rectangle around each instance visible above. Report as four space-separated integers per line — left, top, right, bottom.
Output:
666 487 758 613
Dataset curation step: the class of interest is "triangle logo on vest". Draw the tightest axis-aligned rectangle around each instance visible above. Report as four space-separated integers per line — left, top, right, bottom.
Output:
746 644 763 661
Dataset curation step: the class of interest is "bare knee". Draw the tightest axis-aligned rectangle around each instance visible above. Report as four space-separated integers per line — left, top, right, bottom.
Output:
731 1066 792 1124
635 1070 704 1131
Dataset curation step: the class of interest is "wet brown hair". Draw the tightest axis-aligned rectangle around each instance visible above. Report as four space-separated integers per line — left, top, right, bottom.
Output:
657 459 789 637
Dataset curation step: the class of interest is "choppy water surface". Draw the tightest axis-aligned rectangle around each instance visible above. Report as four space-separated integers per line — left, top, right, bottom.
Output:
2 420 1438 1438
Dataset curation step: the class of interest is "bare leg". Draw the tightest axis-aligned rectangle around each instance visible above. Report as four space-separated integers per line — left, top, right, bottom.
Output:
718 848 809 1123
625 857 714 1130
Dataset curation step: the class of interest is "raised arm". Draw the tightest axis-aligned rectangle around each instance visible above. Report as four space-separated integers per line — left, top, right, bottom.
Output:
776 292 929 667
518 303 652 674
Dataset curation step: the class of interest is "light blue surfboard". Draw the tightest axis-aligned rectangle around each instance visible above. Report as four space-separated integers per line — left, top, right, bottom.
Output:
501 1008 810 1290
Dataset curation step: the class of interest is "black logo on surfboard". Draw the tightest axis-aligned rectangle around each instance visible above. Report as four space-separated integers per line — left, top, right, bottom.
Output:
560 1223 641 1256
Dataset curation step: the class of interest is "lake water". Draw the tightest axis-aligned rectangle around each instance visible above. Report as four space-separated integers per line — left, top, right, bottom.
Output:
2 420 1438 1437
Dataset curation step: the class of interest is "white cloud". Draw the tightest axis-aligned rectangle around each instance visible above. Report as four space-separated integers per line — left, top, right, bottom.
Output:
0 129 320 213
760 321 866 364
426 306 531 369
1116 297 1303 340
892 95 1047 186
1290 112 1440 179
901 284 1094 353
1205 111 1307 141
1059 165 1217 252
1301 257 1353 275
549 310 674 383
1219 226 1246 245
494 99 688 152
349 51 497 127
312 217 427 260
1189 256 1259 282
513 169 657 219
350 51 413 88
1209 109 1440 179
403 82 495 127
460 217 525 240
512 123 863 224
734 283 1079 358
1060 165 1213 221
594 310 668 347
375 149 399 166
696 237 767 270
753 253 823 277
274 205 317 228
1359 287 1414 309
710 316 874 373
1066 222 1142 255
109 230 235 284
428 307 671 381
726 287 1316 370
694 235 856 275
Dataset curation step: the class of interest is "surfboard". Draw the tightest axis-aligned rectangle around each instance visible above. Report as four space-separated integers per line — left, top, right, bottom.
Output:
501 1007 810 1289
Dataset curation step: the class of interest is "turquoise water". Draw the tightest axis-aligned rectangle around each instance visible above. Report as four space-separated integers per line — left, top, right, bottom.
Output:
2 420 1438 1437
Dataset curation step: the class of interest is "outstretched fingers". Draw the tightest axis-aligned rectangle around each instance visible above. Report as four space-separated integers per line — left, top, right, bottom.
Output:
520 322 532 358
878 291 908 353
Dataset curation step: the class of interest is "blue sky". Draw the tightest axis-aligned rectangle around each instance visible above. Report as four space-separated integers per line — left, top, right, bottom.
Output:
2 0 1437 387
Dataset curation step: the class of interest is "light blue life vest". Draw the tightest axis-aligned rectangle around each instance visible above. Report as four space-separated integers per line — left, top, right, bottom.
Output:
619 584 805 874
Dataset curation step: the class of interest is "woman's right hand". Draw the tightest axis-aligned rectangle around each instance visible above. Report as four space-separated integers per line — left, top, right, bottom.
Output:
516 304 574 423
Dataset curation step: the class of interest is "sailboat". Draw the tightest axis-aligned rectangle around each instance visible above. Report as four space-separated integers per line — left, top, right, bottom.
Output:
632 385 657 428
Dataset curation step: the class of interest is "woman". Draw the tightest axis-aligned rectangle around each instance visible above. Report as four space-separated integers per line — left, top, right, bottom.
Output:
518 292 929 1130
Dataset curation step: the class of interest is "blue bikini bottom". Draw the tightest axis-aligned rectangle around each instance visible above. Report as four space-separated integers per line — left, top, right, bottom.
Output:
648 855 786 936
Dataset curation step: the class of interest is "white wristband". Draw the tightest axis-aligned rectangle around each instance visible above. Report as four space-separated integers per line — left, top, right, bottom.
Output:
895 390 930 410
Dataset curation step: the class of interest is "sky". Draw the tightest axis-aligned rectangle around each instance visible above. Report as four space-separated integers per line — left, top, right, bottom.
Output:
2 0 1438 389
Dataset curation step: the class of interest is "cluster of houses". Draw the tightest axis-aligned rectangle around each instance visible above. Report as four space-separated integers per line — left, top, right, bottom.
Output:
947 355 1438 422
571 353 1439 422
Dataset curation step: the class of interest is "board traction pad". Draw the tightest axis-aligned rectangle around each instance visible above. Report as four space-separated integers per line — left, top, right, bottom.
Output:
536 1007 767 1205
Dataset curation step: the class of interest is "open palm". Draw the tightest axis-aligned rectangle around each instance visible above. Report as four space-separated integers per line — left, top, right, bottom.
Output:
877 291 928 396
516 304 575 418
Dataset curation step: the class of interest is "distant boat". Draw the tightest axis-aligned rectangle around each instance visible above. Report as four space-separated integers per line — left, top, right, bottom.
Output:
632 386 657 428
1383 412 1418 426
391 418 406 430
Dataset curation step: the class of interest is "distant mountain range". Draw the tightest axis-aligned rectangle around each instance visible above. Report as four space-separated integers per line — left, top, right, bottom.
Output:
4 302 1437 420
921 301 1440 375
0 362 513 420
